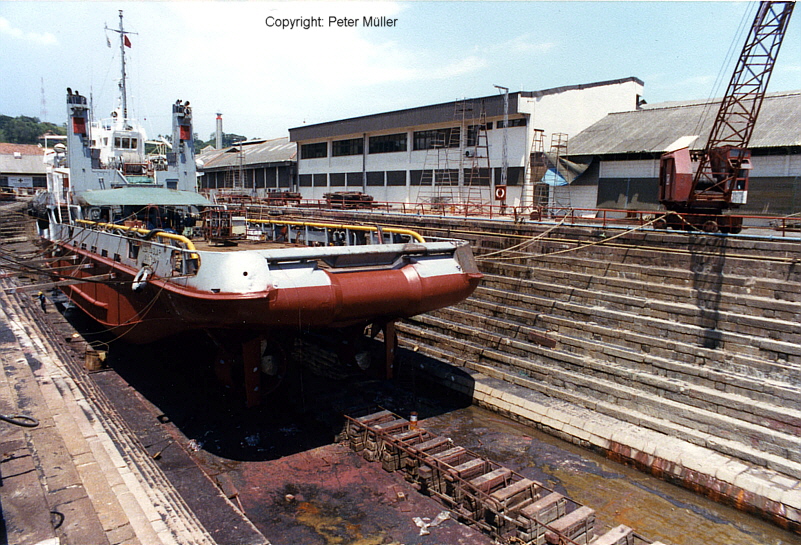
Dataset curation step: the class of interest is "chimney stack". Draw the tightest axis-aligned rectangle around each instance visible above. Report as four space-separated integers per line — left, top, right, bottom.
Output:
215 113 223 149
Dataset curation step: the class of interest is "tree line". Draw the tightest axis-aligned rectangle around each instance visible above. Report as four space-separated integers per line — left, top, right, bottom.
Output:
0 115 66 145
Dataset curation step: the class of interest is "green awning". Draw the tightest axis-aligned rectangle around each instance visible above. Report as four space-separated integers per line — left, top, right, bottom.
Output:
76 187 212 207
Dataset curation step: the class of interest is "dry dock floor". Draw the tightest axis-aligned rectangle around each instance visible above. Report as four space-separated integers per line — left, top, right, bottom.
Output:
0 290 797 545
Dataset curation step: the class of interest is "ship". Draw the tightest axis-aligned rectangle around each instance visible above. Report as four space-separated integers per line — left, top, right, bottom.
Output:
30 11 481 403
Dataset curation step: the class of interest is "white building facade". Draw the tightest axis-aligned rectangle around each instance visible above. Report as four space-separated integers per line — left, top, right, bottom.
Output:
289 78 644 208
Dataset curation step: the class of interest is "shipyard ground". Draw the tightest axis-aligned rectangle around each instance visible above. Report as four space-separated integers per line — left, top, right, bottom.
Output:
1 202 800 545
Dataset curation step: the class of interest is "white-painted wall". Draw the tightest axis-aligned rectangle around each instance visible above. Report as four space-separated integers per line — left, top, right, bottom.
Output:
295 79 644 204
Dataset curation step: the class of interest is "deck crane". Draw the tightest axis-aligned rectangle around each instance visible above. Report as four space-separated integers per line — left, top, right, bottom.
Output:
658 1 794 233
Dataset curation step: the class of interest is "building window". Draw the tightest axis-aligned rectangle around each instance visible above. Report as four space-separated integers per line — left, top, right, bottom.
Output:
313 174 327 187
366 171 384 186
369 133 407 154
413 128 460 151
264 169 277 188
277 169 291 187
495 167 524 186
464 168 491 186
410 170 431 186
299 174 313 187
435 169 459 186
386 171 406 186
332 138 363 157
300 142 328 159
330 173 346 186
496 118 527 129
346 172 362 186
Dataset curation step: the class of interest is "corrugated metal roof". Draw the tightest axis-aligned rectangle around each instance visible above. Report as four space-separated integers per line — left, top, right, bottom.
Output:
0 144 46 175
568 91 801 156
289 77 644 142
76 187 212 207
198 137 296 171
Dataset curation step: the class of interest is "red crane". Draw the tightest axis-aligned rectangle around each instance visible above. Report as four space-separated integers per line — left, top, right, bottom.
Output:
658 1 794 233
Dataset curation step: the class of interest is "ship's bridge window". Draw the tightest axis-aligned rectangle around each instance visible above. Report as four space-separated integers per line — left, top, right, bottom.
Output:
114 136 139 150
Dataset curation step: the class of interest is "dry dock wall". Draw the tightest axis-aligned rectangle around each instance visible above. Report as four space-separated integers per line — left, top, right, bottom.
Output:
283 208 801 532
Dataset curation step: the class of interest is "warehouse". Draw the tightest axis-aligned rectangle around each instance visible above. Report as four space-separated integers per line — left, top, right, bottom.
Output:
566 90 801 216
197 137 296 197
0 143 46 191
288 77 644 206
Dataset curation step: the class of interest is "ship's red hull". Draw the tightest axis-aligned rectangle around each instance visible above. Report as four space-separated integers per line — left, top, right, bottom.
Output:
53 245 481 344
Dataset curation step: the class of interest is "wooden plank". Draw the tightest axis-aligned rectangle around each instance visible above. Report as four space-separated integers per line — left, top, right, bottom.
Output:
430 446 467 465
449 458 487 480
414 436 450 453
356 410 393 424
373 418 409 433
520 491 565 524
549 505 595 543
469 467 511 493
490 477 537 504
592 524 633 545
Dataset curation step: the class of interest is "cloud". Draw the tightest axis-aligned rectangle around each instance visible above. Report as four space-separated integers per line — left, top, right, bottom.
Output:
0 17 57 45
500 34 556 55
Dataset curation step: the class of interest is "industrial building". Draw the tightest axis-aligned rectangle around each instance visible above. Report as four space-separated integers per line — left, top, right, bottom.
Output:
287 77 644 206
197 137 296 196
566 90 801 215
198 85 800 218
0 143 46 190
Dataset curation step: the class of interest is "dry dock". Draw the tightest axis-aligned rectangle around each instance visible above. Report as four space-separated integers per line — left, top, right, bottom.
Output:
0 201 799 545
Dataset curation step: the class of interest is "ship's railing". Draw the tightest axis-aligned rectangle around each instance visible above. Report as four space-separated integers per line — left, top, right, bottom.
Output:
74 220 201 277
76 220 198 252
247 218 427 246
241 197 801 237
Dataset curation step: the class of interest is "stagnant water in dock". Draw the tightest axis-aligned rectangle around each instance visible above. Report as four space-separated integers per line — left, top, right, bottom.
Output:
421 405 793 545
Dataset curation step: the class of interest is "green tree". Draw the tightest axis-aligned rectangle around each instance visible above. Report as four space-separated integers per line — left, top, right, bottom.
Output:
0 115 66 144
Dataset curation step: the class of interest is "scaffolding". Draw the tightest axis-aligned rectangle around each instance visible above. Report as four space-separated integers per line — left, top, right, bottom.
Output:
549 133 570 210
527 129 549 212
418 100 491 212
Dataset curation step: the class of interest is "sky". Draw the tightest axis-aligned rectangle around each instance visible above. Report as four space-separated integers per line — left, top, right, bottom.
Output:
1 1 800 142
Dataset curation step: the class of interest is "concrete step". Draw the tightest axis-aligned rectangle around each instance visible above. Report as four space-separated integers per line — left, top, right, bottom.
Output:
476 273 801 350
480 266 801 330
480 253 801 305
398 318 801 472
441 300 801 407
485 236 801 288
471 283 801 367
399 324 801 482
404 313 801 456
450 296 801 388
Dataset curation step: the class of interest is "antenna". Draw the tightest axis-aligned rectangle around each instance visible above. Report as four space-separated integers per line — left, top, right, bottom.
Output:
40 77 47 120
105 10 138 122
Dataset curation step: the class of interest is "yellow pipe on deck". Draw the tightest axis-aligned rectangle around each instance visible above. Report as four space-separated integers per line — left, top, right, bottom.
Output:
248 218 426 243
76 220 198 251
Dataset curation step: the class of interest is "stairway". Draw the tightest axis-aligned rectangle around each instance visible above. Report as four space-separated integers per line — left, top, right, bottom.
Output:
396 231 801 530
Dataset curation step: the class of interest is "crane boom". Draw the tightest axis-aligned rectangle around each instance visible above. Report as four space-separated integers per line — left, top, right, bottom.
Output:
658 1 794 232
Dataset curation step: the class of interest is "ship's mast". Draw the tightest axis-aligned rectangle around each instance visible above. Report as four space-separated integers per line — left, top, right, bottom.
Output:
105 10 136 122
118 10 128 120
